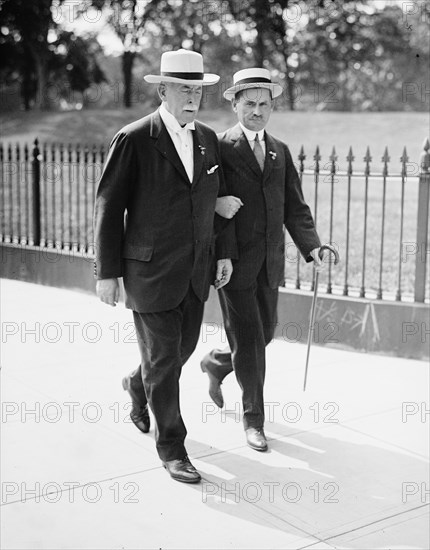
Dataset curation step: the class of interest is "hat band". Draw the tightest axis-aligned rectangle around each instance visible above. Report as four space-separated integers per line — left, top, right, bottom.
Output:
234 76 272 86
161 71 204 80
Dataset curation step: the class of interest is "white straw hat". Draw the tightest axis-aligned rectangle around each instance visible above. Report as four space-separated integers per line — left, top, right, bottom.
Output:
223 68 282 100
144 49 220 86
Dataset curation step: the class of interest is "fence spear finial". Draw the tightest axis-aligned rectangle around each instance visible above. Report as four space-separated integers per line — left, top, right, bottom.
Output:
32 138 40 161
298 145 305 172
382 146 390 176
364 146 372 176
330 146 337 174
313 145 321 173
346 146 354 175
420 137 430 173
400 146 409 177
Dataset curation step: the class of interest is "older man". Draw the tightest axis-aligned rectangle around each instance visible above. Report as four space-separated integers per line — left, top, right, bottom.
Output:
202 68 323 452
94 50 236 483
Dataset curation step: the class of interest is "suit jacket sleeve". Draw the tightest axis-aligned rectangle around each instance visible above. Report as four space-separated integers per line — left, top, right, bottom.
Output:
94 131 136 279
283 144 321 261
213 140 238 261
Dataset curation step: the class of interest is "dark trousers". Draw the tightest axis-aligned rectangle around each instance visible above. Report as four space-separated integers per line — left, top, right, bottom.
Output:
129 286 204 462
203 266 278 429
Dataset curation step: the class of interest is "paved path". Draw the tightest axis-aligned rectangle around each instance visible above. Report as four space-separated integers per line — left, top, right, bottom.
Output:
1 279 429 549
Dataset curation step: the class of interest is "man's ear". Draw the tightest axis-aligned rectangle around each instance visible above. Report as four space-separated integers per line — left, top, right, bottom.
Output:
231 98 238 114
158 83 166 101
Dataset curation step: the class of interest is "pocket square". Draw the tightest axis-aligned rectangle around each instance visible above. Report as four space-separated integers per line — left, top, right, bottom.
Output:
207 165 219 174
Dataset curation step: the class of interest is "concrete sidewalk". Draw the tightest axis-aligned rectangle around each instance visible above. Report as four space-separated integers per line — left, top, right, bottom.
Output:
1 279 429 550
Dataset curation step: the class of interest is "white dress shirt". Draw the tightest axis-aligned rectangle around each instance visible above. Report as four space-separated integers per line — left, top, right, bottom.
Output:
239 122 266 156
159 102 194 182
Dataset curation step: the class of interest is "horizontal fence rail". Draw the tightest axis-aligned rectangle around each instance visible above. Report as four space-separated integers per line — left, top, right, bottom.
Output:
1 137 429 303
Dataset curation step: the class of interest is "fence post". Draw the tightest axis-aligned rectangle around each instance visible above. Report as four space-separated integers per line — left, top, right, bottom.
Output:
414 137 430 302
31 138 41 246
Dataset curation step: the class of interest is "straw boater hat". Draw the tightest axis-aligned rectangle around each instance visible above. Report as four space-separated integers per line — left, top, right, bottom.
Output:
144 49 220 86
223 68 283 100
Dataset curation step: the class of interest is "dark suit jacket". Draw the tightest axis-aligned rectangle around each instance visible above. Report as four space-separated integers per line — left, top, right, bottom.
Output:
219 124 320 290
94 110 237 313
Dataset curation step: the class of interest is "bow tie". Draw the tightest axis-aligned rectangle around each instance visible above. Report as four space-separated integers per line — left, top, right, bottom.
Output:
177 122 195 133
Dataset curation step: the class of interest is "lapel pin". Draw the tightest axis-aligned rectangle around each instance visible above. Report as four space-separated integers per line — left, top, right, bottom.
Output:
269 151 277 160
198 145 206 155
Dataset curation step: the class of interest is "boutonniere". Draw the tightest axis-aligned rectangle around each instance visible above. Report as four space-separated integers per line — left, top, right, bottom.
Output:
269 151 277 160
198 145 206 155
207 165 219 174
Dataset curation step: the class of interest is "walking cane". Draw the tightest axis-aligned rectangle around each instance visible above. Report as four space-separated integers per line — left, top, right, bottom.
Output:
303 244 340 391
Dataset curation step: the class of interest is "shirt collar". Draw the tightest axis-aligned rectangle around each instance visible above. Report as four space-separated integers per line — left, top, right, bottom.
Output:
239 122 265 143
159 103 195 133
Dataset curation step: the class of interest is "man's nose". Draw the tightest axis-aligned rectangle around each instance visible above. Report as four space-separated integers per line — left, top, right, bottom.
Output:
253 104 262 116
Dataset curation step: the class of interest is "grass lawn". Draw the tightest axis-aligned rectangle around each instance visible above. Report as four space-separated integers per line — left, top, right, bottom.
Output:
1 108 428 300
1 107 427 169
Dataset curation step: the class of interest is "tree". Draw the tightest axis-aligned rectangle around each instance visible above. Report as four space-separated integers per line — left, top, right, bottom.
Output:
225 0 301 109
90 0 161 107
0 0 107 110
52 31 107 107
296 0 421 111
0 0 60 110
0 26 37 110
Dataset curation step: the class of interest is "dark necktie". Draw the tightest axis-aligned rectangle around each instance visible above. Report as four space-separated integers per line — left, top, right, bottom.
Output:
253 134 265 172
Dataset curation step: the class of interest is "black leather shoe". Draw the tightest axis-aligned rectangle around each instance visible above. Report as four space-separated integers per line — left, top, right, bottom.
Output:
246 427 268 452
162 457 201 483
122 376 150 433
200 360 224 408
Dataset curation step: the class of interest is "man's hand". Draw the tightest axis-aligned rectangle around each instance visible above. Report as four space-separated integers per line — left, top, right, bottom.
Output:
215 196 244 219
310 248 325 273
214 259 233 289
96 278 120 306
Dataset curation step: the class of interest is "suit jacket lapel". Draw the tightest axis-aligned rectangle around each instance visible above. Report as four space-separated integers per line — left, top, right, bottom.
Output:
262 131 275 185
150 110 190 184
230 124 262 177
191 123 205 186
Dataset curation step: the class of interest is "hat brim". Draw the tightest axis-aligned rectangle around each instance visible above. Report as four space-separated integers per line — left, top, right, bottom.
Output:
224 82 283 100
144 73 220 86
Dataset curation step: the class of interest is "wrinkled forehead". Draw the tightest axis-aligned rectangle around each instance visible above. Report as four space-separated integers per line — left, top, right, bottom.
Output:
164 81 203 93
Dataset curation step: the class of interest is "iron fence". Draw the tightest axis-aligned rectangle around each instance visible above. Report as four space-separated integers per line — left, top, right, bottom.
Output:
1 137 429 303
0 140 104 253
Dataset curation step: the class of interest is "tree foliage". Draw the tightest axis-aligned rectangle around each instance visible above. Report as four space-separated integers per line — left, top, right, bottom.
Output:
0 0 427 111
0 0 106 110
